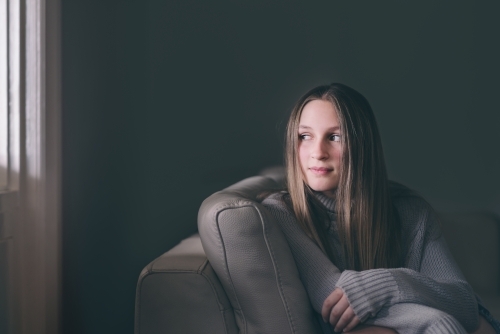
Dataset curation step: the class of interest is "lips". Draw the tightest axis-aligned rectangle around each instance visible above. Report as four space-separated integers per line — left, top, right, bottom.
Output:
309 167 333 175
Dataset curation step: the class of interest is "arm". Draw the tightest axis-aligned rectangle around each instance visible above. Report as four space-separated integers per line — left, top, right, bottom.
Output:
262 194 342 312
333 197 479 331
264 194 479 332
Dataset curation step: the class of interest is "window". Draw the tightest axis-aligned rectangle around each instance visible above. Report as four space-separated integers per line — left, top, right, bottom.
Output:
0 0 8 190
1 1 62 333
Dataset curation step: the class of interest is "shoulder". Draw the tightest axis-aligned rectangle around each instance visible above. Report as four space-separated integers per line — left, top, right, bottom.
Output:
389 181 440 239
389 181 433 215
260 191 299 222
261 191 291 211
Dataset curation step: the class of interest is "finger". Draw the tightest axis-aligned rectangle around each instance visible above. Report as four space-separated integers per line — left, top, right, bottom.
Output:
333 306 355 333
343 314 360 333
322 289 343 322
329 293 350 328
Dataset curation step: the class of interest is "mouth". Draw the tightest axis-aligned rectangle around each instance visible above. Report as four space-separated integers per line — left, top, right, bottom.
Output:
309 167 333 175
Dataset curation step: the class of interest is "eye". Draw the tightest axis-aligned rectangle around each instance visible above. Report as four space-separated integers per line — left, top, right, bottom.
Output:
329 134 341 142
299 133 311 141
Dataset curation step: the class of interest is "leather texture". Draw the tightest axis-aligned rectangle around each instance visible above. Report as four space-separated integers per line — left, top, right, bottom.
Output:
135 234 238 334
198 176 321 334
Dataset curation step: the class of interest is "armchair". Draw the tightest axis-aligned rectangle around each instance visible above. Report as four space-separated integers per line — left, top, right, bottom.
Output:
135 170 500 333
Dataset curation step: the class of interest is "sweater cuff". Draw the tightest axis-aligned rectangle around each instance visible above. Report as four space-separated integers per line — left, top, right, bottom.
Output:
336 269 400 322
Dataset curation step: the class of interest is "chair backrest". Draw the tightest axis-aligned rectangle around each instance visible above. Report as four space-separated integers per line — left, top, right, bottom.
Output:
198 176 321 334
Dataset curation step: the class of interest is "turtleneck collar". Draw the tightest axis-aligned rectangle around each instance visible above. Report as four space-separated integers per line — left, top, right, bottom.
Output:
312 191 336 212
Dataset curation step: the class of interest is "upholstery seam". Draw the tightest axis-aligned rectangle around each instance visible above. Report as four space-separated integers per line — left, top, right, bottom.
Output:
199 265 234 312
253 204 297 333
150 268 204 273
198 258 209 272
212 200 256 220
216 203 299 333
216 207 247 333
208 196 287 333
135 269 151 334
197 267 239 334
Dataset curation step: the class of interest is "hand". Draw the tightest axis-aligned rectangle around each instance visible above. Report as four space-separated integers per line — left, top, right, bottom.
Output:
322 288 360 333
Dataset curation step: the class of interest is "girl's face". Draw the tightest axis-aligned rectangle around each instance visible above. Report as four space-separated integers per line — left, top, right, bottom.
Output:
298 99 343 198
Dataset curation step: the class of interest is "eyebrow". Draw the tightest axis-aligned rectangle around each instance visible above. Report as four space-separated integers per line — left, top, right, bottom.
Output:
299 125 340 131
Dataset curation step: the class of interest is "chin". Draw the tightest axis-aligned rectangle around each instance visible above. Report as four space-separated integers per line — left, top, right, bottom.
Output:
307 181 338 193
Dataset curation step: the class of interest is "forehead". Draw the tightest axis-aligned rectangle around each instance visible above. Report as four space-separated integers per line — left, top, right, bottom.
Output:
299 100 339 128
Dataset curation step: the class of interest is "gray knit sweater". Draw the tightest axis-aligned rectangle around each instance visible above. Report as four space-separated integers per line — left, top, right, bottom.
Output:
262 184 481 334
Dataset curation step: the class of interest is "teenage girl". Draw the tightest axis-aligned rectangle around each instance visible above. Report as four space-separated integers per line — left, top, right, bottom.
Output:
262 83 499 333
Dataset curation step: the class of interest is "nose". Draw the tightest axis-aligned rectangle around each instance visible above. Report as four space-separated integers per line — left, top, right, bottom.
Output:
311 140 329 160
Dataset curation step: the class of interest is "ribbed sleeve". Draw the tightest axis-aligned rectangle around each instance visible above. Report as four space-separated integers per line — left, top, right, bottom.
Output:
428 317 469 334
335 269 400 321
364 303 468 334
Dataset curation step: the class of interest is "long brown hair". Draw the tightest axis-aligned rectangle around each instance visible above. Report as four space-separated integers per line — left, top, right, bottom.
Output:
285 83 401 271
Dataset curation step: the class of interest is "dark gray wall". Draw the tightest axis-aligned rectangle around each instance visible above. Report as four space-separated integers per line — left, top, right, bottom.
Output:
62 1 500 333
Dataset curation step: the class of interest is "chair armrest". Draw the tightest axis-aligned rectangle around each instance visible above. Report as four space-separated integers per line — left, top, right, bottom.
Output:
135 234 237 334
198 176 321 334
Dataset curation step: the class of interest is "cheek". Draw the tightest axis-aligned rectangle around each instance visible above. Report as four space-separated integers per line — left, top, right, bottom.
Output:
332 147 343 164
334 150 343 161
331 145 342 161
298 144 308 168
